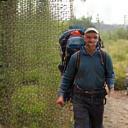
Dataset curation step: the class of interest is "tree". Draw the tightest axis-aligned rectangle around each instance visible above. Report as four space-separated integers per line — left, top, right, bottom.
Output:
70 16 94 28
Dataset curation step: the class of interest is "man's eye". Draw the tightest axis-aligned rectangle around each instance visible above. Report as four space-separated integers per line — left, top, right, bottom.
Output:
94 36 98 39
86 36 98 39
86 36 91 39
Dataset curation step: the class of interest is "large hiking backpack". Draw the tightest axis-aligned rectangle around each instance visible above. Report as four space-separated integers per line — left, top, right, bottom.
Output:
58 28 85 75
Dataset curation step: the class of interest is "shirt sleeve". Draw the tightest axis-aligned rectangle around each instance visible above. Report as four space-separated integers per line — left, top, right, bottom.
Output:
58 53 77 96
105 53 115 89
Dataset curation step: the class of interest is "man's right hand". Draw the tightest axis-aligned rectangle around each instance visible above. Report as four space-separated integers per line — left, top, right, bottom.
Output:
107 87 115 98
56 96 65 107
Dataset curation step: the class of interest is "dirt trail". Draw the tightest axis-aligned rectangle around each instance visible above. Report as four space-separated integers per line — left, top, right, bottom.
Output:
104 91 128 128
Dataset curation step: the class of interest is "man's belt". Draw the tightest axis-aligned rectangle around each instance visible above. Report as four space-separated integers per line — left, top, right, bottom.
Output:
73 84 106 96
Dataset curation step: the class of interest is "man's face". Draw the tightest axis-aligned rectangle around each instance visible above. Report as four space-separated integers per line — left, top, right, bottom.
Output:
84 32 99 50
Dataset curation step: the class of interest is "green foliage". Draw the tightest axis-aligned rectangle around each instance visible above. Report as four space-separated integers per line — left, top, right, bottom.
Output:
9 85 61 128
101 27 128 41
11 86 47 114
10 86 47 128
115 28 128 39
103 39 128 89
70 16 94 28
0 0 62 127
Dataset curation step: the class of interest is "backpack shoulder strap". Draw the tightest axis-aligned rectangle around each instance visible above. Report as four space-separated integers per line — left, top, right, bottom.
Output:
99 49 107 75
100 50 106 65
76 51 80 68
76 50 80 71
72 51 80 82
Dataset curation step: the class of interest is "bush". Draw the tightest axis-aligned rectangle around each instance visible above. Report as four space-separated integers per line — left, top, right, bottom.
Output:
103 39 128 90
11 86 47 128
10 85 61 128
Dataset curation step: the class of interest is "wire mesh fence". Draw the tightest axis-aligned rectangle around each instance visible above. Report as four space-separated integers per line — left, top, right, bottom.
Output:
0 0 74 128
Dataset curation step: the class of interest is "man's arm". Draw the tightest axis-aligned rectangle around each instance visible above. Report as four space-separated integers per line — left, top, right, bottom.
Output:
56 53 77 106
105 53 115 96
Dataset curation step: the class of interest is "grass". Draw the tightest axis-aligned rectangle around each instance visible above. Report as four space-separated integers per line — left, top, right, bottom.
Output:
103 39 128 89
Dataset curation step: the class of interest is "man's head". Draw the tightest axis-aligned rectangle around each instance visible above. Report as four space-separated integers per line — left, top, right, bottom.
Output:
84 27 99 51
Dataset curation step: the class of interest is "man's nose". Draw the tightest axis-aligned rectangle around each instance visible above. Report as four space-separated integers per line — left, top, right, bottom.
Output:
90 38 97 43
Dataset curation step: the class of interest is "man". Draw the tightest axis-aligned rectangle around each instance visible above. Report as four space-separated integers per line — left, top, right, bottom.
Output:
56 27 115 128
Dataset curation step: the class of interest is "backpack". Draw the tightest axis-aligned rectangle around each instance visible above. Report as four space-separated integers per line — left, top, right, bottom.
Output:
58 27 85 75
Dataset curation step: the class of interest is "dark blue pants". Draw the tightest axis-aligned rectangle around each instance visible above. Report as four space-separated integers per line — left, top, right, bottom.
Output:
73 94 104 128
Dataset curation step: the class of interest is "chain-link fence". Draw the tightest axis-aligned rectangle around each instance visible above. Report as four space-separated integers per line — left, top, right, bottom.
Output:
0 0 74 127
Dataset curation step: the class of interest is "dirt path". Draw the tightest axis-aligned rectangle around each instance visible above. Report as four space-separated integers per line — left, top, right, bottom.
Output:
104 91 128 128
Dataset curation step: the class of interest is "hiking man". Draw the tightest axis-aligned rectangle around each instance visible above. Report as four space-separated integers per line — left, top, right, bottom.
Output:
56 27 115 128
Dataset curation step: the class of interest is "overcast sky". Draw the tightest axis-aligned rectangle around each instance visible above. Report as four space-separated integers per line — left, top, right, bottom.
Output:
73 0 128 24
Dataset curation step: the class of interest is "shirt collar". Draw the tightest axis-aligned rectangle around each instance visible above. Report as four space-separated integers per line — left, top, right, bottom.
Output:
81 46 99 56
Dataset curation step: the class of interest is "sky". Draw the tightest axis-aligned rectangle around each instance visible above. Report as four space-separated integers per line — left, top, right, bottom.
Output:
73 0 128 24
